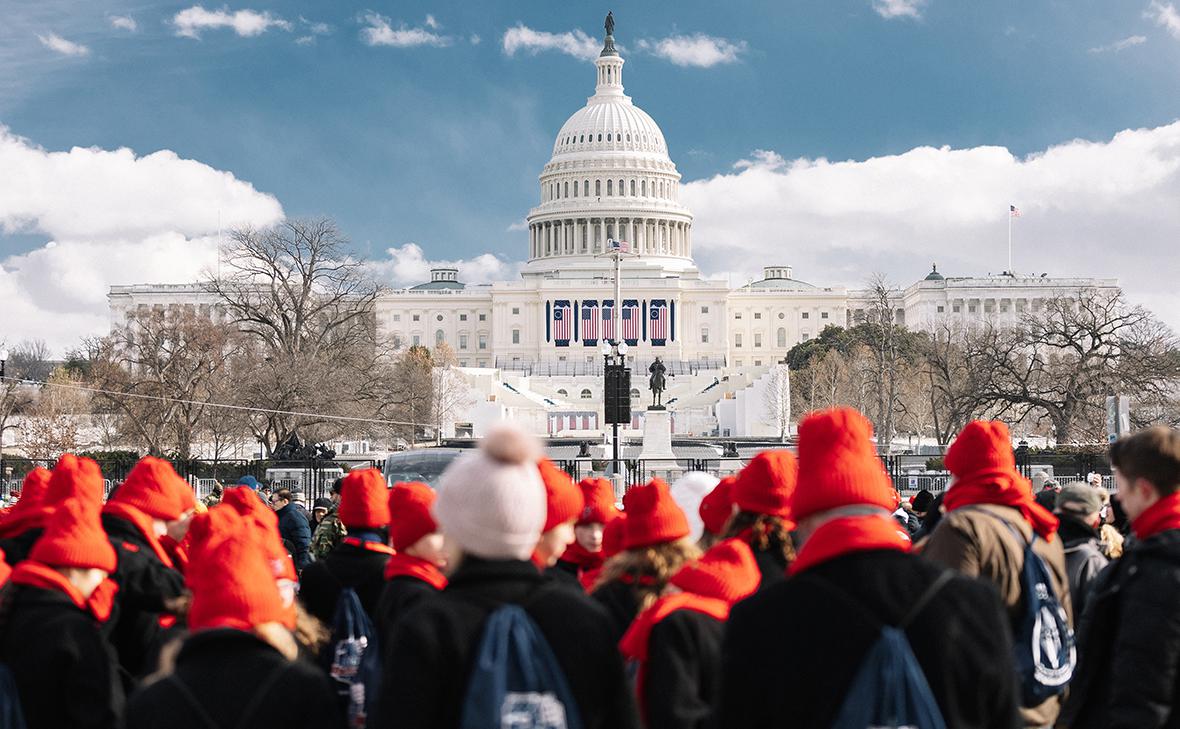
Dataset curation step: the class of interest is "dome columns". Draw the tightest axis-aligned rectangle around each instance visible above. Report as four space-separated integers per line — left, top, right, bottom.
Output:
526 216 692 262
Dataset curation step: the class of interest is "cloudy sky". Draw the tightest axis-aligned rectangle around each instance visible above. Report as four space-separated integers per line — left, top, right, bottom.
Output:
3 0 1180 352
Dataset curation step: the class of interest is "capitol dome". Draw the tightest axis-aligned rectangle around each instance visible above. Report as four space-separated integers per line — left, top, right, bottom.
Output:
524 18 694 276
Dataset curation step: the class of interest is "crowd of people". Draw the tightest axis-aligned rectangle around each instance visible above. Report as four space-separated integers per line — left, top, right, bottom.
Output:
0 406 1177 728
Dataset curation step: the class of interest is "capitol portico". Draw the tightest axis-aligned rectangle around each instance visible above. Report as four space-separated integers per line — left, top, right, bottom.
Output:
107 21 1120 440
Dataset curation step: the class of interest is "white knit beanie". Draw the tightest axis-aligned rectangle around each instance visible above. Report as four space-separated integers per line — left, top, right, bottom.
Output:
434 423 546 560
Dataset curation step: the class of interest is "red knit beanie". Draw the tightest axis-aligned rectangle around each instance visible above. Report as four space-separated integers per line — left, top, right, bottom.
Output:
577 477 618 526
670 538 759 604
18 468 51 511
47 454 106 512
732 450 798 520
946 420 1016 480
699 476 735 536
538 458 583 532
622 478 690 550
338 468 391 530
221 486 297 583
30 498 117 572
0 467 52 534
792 407 895 521
602 514 627 559
187 506 288 631
113 457 185 521
388 481 438 552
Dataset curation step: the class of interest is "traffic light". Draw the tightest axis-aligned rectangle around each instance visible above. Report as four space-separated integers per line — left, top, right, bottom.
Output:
603 363 631 425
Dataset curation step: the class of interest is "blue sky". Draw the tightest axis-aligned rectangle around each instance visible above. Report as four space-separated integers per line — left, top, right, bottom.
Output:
3 0 1180 348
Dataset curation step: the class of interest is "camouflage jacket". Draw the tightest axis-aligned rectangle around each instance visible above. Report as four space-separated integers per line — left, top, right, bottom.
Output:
201 492 222 509
311 507 346 560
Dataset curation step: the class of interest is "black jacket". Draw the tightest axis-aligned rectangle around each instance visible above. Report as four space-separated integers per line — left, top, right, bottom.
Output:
372 557 639 729
373 575 440 651
298 539 391 626
643 608 724 729
1060 528 1180 729
717 549 1020 729
276 503 313 572
0 527 43 567
1058 514 1109 620
546 560 585 591
102 512 186 684
0 584 124 729
750 544 789 591
591 578 641 644
125 629 342 729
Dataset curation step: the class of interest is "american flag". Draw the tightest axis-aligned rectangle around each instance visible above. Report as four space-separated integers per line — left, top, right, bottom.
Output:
649 300 668 344
553 300 571 345
1010 205 1021 218
581 301 598 345
621 299 640 343
609 239 630 253
602 299 615 341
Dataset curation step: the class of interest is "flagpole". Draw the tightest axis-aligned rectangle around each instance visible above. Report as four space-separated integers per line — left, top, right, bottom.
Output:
1007 207 1013 275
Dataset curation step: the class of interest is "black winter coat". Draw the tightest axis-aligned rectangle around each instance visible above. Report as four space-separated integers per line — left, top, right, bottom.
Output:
0 584 124 729
546 560 584 591
125 629 342 729
372 557 640 729
102 512 186 684
373 575 440 650
717 549 1020 729
1060 528 1180 729
276 503 313 572
750 544 789 591
591 578 641 643
643 608 724 729
0 527 43 567
1058 515 1109 620
298 539 391 626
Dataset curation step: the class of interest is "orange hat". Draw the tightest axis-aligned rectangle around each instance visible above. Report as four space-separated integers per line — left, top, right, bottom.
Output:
186 506 288 631
699 477 735 536
538 459 583 532
220 486 297 583
171 479 197 514
622 478 689 550
46 454 106 512
577 477 618 526
792 408 895 521
0 468 53 537
732 451 797 521
670 538 760 604
29 498 117 572
338 468 391 530
602 514 628 559
112 457 185 521
388 481 438 551
946 420 1017 480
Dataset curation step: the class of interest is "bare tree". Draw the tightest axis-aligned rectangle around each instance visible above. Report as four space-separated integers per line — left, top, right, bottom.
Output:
21 368 89 461
865 274 903 453
761 365 791 441
6 340 53 383
430 343 475 443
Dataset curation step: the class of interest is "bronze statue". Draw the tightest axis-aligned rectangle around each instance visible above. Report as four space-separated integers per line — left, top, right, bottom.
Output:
648 357 667 408
605 11 614 37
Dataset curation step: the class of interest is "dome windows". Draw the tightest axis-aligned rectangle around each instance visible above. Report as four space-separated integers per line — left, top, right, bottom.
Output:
584 180 590 196
618 179 624 196
564 181 569 197
641 179 647 196
607 133 612 142
597 133 603 142
630 179 636 196
607 179 613 196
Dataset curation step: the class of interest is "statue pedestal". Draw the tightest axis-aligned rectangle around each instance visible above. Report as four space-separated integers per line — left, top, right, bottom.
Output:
639 408 675 461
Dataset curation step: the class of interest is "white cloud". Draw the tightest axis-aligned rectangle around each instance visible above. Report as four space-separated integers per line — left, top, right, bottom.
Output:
681 122 1180 330
501 24 599 61
295 35 314 45
425 15 440 30
469 34 481 45
367 243 520 289
872 0 927 20
37 33 89 57
636 34 746 67
0 126 283 351
360 13 450 48
1089 35 1148 53
108 15 138 32
172 6 292 39
506 219 528 232
300 17 331 35
1147 1 1180 38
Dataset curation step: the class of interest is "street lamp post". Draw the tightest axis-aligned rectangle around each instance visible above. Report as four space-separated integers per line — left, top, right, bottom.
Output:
597 239 634 487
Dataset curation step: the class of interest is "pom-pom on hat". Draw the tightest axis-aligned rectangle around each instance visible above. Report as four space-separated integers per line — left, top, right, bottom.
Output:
577 478 618 526
622 478 690 550
699 476 735 536
30 498 117 572
46 454 106 512
538 459 583 532
792 407 895 521
732 450 798 522
945 420 1017 480
670 538 760 604
338 468 392 530
113 457 186 521
434 423 547 561
220 486 297 584
186 506 288 632
388 481 438 552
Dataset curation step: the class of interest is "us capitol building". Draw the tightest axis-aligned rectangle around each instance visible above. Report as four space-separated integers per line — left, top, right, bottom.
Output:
108 22 1118 439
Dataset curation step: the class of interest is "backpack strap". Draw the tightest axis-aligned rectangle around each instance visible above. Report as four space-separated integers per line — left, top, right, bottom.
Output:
898 570 954 630
160 658 293 729
161 675 223 729
802 569 954 634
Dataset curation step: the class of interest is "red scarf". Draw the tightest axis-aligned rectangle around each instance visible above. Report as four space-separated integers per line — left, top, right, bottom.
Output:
619 592 731 722
11 561 119 622
383 553 448 590
580 567 604 594
789 514 912 576
942 470 1059 540
342 536 396 555
559 541 604 572
102 501 175 568
1132 492 1180 540
159 534 189 575
0 503 52 540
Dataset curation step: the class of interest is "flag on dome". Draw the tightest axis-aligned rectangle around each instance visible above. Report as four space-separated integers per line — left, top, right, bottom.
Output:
1010 204 1021 217
553 300 572 346
609 238 630 253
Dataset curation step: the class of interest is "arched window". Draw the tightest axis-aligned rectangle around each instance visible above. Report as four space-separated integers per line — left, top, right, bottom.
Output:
618 179 624 196
573 182 578 198
607 179 613 196
630 388 640 401
584 180 590 196
580 134 584 143
641 179 647 196
580 388 592 399
435 329 445 345
564 181 569 197
777 328 787 347
557 389 568 397
595 180 601 196
630 179 636 196
597 133 602 142
627 133 631 142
